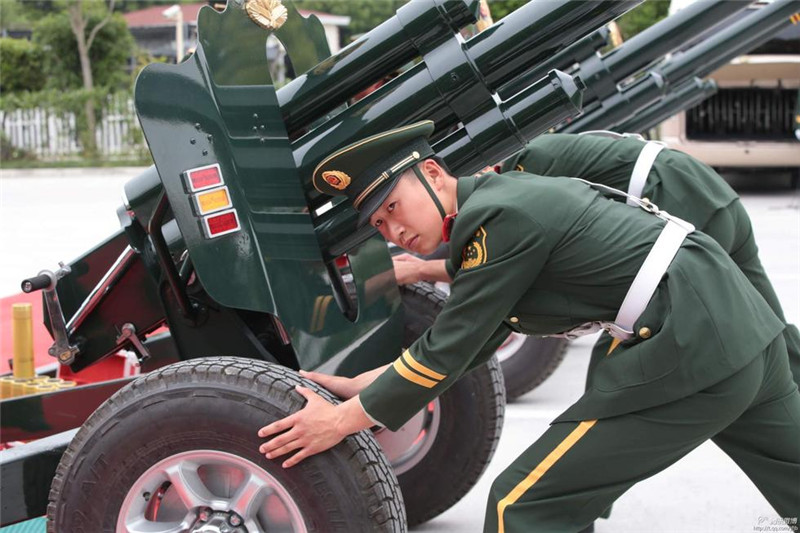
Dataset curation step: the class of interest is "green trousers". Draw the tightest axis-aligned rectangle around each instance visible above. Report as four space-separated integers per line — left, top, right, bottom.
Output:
484 334 800 532
586 199 800 522
700 199 800 383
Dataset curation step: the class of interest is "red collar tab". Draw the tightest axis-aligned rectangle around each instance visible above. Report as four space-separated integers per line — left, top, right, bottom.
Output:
441 213 457 242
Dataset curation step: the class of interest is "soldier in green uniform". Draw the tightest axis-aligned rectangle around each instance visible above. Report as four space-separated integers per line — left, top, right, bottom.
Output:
258 121 800 531
503 132 800 382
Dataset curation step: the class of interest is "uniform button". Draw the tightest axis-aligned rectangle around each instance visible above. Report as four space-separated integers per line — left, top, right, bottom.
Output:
509 317 519 324
638 327 652 339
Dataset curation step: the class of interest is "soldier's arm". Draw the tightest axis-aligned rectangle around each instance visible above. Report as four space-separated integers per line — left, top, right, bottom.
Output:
360 207 550 430
392 255 452 284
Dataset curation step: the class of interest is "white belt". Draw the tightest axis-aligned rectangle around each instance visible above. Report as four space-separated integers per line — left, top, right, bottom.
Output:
578 129 666 206
551 181 696 341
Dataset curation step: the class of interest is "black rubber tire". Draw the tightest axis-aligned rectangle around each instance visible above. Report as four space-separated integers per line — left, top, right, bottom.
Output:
397 282 505 527
499 336 569 401
46 357 406 533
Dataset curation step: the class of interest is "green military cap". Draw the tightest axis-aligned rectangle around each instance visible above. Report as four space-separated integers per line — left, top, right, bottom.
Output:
312 120 436 227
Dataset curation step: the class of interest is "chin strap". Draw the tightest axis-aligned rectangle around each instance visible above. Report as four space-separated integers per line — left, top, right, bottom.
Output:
412 165 446 220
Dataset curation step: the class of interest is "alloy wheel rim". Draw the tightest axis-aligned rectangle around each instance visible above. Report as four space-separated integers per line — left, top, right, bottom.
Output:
117 449 307 533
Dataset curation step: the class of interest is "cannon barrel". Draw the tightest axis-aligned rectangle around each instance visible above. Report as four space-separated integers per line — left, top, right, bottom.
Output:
576 0 750 105
437 71 585 175
614 78 717 134
497 27 610 100
659 0 800 86
276 0 480 136
463 0 637 92
577 0 749 106
293 0 638 200
561 0 800 133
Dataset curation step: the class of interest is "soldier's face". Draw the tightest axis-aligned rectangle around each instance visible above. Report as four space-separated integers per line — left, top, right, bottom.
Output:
369 171 444 255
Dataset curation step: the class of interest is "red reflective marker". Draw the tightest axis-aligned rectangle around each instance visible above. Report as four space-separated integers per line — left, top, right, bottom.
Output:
202 209 240 238
184 163 224 192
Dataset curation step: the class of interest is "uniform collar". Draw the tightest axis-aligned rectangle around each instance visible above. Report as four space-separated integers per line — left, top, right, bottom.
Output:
457 175 480 211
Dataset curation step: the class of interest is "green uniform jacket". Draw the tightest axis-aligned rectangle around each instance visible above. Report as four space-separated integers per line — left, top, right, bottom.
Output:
500 133 738 229
359 173 784 430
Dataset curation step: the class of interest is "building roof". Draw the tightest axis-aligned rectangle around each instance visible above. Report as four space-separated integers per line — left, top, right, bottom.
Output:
123 3 350 29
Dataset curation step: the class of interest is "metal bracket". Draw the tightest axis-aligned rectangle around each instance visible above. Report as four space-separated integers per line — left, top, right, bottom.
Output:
42 263 81 365
115 323 151 363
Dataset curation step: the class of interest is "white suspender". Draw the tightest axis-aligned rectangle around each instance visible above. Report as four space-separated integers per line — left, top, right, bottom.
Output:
627 142 665 205
549 178 695 341
578 129 667 206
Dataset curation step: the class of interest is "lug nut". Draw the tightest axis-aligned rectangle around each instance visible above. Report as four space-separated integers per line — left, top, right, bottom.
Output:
229 513 243 527
198 508 211 522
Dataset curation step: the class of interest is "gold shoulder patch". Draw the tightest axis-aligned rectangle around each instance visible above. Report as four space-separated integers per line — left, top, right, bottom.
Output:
462 226 488 269
322 170 351 190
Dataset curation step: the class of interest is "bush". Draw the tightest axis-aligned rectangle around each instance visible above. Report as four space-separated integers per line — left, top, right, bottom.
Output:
0 132 37 162
0 38 46 93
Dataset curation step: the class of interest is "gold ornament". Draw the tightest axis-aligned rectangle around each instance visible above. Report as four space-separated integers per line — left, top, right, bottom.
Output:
245 0 288 31
322 170 351 190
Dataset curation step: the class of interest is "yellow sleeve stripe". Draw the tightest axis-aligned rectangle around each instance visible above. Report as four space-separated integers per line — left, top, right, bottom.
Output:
497 420 597 533
402 350 447 381
392 359 438 388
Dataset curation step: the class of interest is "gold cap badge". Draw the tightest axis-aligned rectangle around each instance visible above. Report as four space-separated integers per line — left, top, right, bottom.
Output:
322 170 351 190
245 0 288 31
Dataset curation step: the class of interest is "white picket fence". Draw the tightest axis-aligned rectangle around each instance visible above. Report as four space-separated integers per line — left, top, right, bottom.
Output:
0 93 146 159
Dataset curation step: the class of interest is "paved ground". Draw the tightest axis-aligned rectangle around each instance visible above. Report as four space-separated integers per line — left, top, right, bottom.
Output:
0 167 798 532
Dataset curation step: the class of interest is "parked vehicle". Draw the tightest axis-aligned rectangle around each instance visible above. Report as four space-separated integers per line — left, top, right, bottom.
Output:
659 2 800 180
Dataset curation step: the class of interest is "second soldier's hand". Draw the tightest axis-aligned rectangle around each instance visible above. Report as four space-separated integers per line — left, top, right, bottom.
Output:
393 255 452 284
392 253 426 284
299 365 387 400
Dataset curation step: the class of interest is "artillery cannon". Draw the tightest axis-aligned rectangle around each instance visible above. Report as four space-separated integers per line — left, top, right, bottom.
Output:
0 0 642 530
560 0 800 133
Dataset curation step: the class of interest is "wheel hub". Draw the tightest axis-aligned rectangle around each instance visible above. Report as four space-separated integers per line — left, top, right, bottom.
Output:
191 508 246 533
374 399 441 475
117 449 307 533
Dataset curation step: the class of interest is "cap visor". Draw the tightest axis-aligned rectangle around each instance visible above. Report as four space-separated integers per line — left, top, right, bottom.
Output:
356 175 402 228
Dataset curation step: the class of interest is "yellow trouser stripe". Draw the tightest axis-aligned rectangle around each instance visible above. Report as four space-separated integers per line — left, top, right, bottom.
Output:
497 420 597 533
402 350 447 381
607 337 622 355
310 296 323 331
393 359 438 388
313 295 333 332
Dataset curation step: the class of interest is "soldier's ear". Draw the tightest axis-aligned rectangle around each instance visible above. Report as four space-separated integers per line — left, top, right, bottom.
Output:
423 159 446 189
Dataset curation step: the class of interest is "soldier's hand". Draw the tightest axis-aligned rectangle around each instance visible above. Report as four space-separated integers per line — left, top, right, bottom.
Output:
258 389 371 468
392 253 425 284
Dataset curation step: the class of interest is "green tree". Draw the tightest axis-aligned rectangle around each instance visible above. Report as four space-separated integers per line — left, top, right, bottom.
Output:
294 0 407 43
32 1 134 155
0 38 46 92
485 0 528 21
615 1 670 40
33 10 133 90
